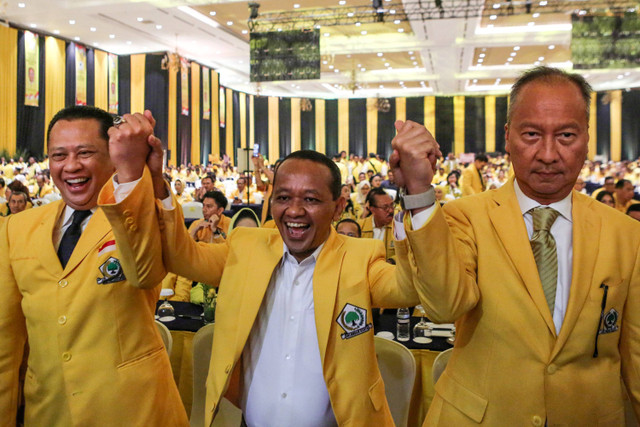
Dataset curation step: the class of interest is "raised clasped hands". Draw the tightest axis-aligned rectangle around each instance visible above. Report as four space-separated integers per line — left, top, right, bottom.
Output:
108 110 162 183
389 120 441 195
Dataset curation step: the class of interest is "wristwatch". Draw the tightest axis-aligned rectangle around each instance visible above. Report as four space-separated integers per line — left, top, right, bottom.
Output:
399 186 436 210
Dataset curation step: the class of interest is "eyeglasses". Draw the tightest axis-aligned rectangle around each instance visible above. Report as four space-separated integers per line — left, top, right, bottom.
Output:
371 203 394 211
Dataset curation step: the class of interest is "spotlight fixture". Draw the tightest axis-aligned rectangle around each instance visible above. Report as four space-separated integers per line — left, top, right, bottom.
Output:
249 3 260 20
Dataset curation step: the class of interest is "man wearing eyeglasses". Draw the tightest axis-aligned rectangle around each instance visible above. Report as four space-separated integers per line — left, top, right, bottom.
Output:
359 187 396 261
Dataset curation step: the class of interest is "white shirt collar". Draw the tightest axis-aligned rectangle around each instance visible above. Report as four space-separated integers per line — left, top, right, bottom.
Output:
282 241 325 266
61 205 98 227
513 179 573 222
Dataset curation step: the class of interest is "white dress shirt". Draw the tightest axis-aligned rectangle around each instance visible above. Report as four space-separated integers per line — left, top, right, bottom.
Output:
242 243 337 427
53 205 96 250
395 179 574 334
371 217 385 241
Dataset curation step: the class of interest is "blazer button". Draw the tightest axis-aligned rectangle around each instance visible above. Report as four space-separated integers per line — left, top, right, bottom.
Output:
531 415 543 426
125 217 135 226
130 224 138 232
123 210 133 217
58 280 68 288
62 352 72 362
546 364 557 374
58 315 67 325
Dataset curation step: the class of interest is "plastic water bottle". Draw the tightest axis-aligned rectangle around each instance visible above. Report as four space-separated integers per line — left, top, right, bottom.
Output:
396 307 410 341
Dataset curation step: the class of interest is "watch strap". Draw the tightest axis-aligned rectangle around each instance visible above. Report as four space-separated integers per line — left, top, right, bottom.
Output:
400 186 436 210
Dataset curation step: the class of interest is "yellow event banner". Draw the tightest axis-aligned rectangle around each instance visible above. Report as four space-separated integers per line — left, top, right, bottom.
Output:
219 87 226 128
180 57 189 116
75 45 87 105
202 66 210 120
24 31 39 107
108 53 118 114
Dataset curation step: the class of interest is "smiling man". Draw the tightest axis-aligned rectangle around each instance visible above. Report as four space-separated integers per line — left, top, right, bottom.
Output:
100 138 422 425
391 66 640 425
0 106 188 426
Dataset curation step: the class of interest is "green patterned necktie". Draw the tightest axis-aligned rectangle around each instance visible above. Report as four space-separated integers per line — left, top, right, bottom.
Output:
529 207 560 315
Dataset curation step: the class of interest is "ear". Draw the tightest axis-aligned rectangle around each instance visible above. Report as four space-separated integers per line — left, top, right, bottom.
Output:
333 196 346 221
504 123 511 154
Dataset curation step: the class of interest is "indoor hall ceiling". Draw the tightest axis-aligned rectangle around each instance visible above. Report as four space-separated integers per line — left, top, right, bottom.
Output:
1 0 639 99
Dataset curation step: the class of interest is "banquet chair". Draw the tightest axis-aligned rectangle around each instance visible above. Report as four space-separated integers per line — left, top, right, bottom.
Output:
154 320 173 355
182 201 204 220
432 347 453 385
374 336 416 427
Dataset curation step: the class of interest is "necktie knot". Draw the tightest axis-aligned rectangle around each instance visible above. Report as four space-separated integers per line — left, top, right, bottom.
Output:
531 207 559 232
71 209 92 226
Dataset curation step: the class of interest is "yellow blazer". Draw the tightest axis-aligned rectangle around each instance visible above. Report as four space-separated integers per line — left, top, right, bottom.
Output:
0 178 189 426
359 215 396 261
406 179 640 426
99 171 421 427
460 163 485 196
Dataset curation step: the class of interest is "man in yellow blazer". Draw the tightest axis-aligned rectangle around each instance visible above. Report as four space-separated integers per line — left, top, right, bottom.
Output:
359 187 396 261
0 106 188 426
460 153 487 196
100 140 424 425
391 67 640 425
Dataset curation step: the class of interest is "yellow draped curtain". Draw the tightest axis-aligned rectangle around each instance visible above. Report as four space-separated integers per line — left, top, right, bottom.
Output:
239 93 247 149
190 62 200 165
268 97 279 162
610 90 622 162
424 96 436 136
338 99 349 155
484 96 496 153
44 37 65 147
366 98 377 156
130 54 145 114
453 96 465 154
210 71 220 159
168 67 177 166
290 98 301 152
315 99 326 155
588 93 597 161
93 50 108 111
0 27 17 154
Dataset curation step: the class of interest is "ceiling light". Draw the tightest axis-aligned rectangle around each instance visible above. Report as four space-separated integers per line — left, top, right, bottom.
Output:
347 12 354 17
29 23 36 28
384 63 389 67
355 22 361 26
493 3 500 8
377 52 383 57
53 30 60 34
178 6 220 28
398 28 404 32
360 68 366 71
361 30 367 35
617 74 624 79
242 30 248 34
409 51 414 54
227 21 233 25
90 27 96 32
478 58 483 63
507 57 513 62
413 61 418 65
540 0 548 5
323 61 328 64
394 19 400 24
156 25 162 30
390 9 396 14
514 46 520 51
548 45 555 49
74 36 80 41
109 34 115 39
329 65 334 69
538 56 544 61
137 17 143 22
533 13 540 18
473 79 478 83
69 19 75 25
505 62 510 66
18 3 25 7
209 11 216 16
94 42 99 47
490 15 497 20
334 69 339 73
294 4 300 8
510 52 516 56
324 32 330 37
534 61 540 65
379 85 384 88
410 56 415 60
479 53 485 58
339 0 346 4
399 81 404 85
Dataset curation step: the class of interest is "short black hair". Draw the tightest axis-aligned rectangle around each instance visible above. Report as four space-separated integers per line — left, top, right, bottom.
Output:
475 153 489 163
47 105 114 144
202 173 215 183
616 179 632 189
203 190 227 210
335 218 362 237
9 191 29 203
596 190 614 203
366 187 390 207
508 66 592 125
274 150 342 200
627 204 640 215
604 176 615 184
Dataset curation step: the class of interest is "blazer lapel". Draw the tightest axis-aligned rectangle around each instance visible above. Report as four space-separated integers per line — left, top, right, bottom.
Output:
552 193 600 357
488 181 557 336
313 230 345 364
62 208 110 275
37 201 66 277
233 231 284 357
